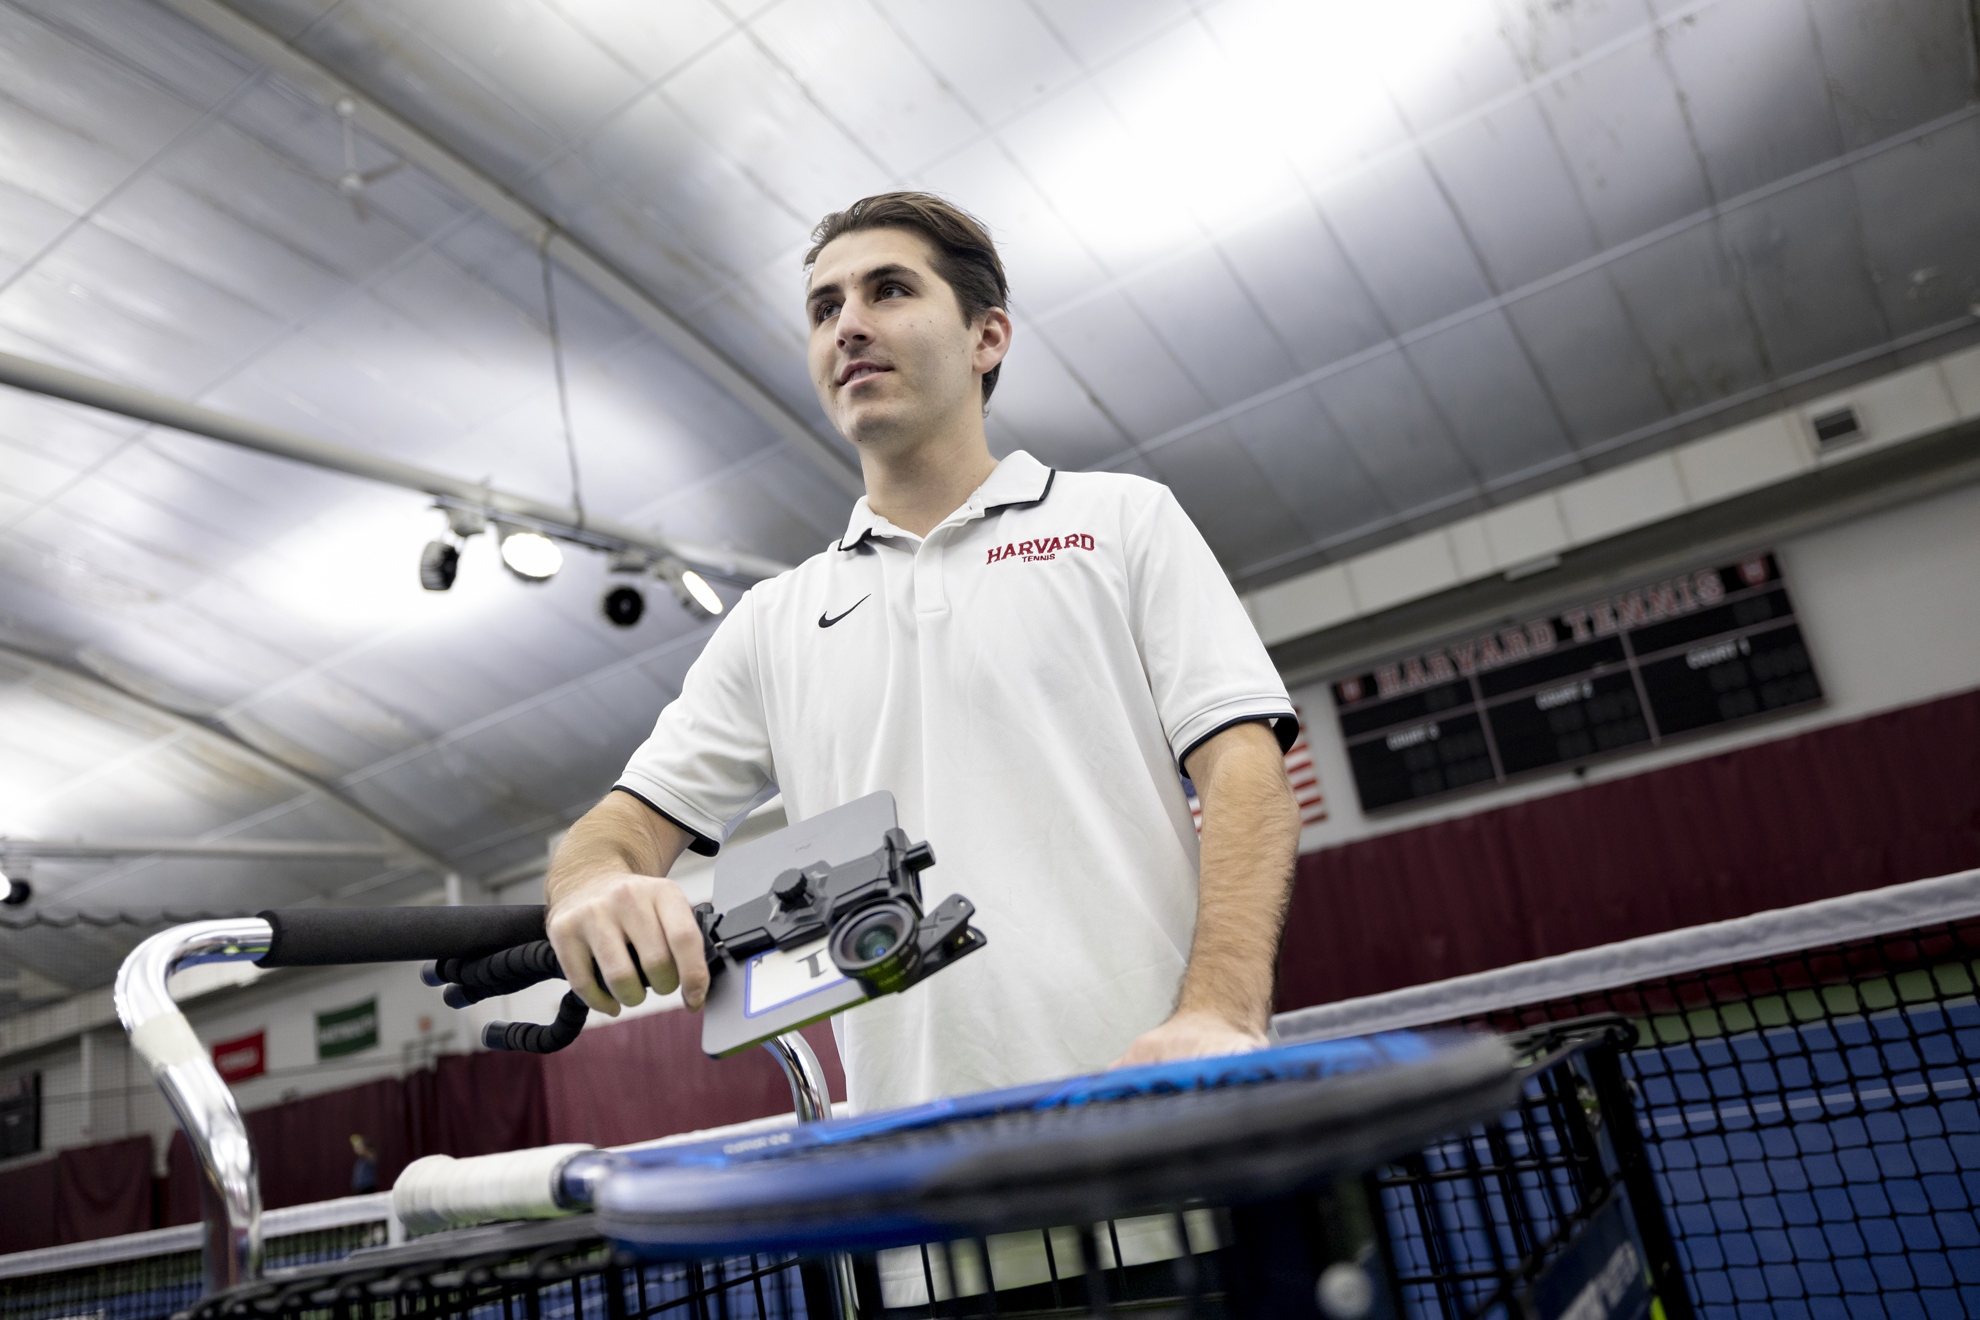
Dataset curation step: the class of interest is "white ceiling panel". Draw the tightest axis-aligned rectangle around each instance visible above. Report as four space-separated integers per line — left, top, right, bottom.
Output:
1807 0 1976 149
1214 206 1394 374
15 0 254 108
1316 150 1494 333
1034 291 1213 441
1537 37 1710 248
1425 96 1599 292
978 325 1133 472
549 0 735 86
1403 310 1578 484
1308 352 1476 513
1493 0 1648 80
1851 116 1980 337
1505 270 1676 446
751 0 982 176
1719 170 1892 376
1661 0 1843 199
1604 220 1772 412
1222 386 1396 552
1024 0 1196 68
1122 246 1300 411
873 0 1081 127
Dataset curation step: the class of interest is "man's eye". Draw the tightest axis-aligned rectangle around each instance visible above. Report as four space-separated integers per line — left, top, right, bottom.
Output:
878 283 907 299
812 301 838 324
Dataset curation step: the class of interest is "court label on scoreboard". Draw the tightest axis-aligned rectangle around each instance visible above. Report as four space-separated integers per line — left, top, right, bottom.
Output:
743 937 851 1018
1331 552 1822 812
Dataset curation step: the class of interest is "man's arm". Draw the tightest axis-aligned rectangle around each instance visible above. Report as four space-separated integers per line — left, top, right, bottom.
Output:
1111 720 1300 1066
545 791 711 1015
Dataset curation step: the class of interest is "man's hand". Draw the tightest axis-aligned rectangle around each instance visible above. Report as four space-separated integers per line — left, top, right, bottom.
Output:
546 870 709 1015
544 791 704 1015
1109 1008 1269 1068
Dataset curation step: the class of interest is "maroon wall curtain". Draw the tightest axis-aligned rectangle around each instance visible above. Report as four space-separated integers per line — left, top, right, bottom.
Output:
0 1155 59 1252
53 1134 153 1243
1278 686 1980 1010
241 1078 412 1210
415 1050 548 1158
543 1012 844 1148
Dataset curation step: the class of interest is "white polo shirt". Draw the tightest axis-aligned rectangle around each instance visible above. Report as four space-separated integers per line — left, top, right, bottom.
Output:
616 450 1295 1112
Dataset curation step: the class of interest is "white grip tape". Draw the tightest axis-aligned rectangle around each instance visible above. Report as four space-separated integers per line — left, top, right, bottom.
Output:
130 1013 207 1073
393 1144 595 1236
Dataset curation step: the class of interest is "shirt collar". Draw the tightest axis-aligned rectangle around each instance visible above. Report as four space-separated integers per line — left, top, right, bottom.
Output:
836 450 1057 551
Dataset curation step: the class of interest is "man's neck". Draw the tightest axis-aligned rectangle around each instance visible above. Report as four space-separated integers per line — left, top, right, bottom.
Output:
859 425 1000 538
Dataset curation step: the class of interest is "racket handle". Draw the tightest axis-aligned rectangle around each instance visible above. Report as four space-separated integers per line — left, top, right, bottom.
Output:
483 990 590 1053
257 905 545 966
394 1142 595 1235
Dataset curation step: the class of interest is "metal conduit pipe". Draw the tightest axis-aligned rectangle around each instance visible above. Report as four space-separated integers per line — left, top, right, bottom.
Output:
0 350 793 584
115 918 275 1296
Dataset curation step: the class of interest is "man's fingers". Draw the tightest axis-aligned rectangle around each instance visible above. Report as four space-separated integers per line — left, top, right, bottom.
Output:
659 889 711 1011
546 915 617 1016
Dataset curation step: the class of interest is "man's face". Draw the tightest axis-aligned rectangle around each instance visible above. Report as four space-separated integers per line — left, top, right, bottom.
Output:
805 227 999 451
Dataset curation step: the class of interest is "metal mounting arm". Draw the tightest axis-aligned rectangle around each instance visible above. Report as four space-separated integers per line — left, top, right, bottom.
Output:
114 918 274 1296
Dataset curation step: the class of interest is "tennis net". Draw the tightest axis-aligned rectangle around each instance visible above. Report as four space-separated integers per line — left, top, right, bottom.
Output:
1279 865 1980 1320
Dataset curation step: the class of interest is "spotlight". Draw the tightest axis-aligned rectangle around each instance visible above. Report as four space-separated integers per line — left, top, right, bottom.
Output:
602 583 645 627
656 558 724 620
1 858 28 907
498 526 563 582
419 540 459 591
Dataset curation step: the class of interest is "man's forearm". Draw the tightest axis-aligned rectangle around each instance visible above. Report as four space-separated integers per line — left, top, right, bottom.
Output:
546 791 686 906
1178 725 1300 1032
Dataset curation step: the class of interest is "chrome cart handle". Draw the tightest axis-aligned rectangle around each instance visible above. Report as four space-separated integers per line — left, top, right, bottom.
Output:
115 917 274 1297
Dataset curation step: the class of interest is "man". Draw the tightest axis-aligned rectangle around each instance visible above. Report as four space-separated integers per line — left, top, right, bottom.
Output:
545 192 1301 1113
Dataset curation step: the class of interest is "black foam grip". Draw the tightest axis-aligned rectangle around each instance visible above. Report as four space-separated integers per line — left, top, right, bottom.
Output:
435 941 564 1005
483 991 590 1054
256 906 547 967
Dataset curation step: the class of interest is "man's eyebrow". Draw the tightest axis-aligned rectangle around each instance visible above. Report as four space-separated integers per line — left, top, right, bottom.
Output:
806 263 920 305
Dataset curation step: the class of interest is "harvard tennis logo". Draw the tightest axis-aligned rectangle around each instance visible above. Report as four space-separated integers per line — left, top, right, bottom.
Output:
986 534 1095 564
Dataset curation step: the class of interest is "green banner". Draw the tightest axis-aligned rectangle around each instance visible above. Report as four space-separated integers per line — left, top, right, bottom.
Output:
316 997 378 1060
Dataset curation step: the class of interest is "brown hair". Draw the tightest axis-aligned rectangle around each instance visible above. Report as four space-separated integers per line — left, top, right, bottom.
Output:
804 192 1010 405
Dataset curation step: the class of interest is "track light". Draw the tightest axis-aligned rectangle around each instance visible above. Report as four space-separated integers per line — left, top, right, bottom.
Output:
657 558 724 620
420 505 486 592
419 540 459 591
1 857 29 907
602 584 645 627
498 525 563 582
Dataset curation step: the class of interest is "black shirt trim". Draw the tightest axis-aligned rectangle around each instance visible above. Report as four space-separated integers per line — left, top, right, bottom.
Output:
1177 710 1300 776
611 785 720 856
983 467 1057 516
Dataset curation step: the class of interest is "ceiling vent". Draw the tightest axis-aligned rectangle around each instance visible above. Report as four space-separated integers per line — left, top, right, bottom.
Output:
1810 405 1864 450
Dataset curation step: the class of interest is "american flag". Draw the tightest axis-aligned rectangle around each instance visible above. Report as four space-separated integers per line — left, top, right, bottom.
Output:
1188 714 1327 831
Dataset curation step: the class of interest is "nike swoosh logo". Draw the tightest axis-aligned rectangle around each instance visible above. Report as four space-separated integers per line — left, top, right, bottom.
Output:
818 595 870 628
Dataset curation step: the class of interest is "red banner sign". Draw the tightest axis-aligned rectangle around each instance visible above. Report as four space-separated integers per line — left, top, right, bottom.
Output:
212 1030 266 1084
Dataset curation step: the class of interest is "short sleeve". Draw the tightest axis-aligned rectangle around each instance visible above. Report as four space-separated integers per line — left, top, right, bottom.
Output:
614 590 776 853
1124 486 1298 772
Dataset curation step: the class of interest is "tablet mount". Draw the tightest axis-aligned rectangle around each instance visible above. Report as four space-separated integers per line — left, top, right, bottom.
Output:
420 825 985 1056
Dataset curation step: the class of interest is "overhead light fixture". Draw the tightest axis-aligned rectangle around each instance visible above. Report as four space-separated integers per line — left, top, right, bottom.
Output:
421 505 487 592
498 525 564 582
0 855 30 907
601 550 651 628
657 558 724 620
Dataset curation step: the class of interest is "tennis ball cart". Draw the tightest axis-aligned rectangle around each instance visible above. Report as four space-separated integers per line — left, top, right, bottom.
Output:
55 795 1693 1319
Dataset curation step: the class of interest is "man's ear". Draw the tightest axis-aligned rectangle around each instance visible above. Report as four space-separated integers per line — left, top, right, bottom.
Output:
973 306 1013 378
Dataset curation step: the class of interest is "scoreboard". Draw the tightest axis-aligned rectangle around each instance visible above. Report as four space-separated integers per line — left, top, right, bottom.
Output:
1330 553 1823 812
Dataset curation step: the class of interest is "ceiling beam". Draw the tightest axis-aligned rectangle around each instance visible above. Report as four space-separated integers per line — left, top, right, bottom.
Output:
0 349 792 583
156 0 864 503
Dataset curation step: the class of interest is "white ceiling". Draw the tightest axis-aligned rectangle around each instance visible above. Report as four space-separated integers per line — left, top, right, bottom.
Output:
2 0 1977 1008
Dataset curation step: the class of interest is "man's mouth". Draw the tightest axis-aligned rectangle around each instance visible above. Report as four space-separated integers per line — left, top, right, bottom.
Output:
839 362 890 387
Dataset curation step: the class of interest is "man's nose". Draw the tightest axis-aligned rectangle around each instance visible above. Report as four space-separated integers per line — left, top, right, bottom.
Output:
836 296 872 348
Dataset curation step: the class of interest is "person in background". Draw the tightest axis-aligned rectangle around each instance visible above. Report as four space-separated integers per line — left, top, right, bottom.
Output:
349 1133 377 1195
